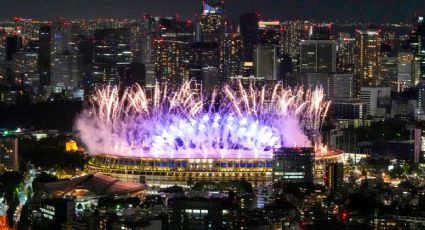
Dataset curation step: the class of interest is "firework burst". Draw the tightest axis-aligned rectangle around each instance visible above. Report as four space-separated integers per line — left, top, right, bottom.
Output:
75 81 330 159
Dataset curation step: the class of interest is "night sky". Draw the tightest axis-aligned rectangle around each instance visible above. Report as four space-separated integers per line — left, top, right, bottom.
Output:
0 0 424 22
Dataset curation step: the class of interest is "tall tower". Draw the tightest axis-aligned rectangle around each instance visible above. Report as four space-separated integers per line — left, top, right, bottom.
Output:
38 25 52 88
410 15 425 84
239 13 259 62
354 29 381 94
199 0 225 42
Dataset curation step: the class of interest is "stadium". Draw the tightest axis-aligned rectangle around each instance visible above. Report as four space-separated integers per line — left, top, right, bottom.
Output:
85 148 344 187
78 81 343 187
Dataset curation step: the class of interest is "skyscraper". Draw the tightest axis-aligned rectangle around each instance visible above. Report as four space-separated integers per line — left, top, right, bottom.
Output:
309 23 331 40
360 86 391 117
299 40 336 73
281 20 311 62
410 15 425 84
188 42 220 82
272 147 314 184
153 17 194 84
254 44 279 80
51 54 79 93
38 25 52 87
258 20 281 46
354 29 381 93
324 163 344 192
13 51 39 91
199 0 225 43
154 39 186 84
220 33 243 80
92 28 132 85
397 52 414 91
239 12 259 62
337 33 355 73
0 137 18 172
5 35 22 61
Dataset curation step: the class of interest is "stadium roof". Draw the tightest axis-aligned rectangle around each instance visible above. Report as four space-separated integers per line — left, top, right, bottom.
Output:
43 173 146 198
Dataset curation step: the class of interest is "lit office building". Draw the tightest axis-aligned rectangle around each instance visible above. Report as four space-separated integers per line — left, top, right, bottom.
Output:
13 51 39 91
220 33 243 80
154 39 187 84
281 20 311 62
254 44 280 80
380 56 398 90
397 52 414 91
51 54 79 93
38 25 51 87
324 163 344 192
0 137 18 172
360 86 391 117
153 17 194 84
300 40 336 73
187 42 220 82
199 0 225 42
354 29 381 93
272 147 314 184
337 33 355 73
329 99 365 120
92 28 132 85
309 24 331 40
410 15 425 83
258 20 281 45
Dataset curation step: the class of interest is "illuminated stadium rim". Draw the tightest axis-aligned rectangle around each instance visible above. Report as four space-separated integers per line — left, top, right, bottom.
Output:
88 148 343 162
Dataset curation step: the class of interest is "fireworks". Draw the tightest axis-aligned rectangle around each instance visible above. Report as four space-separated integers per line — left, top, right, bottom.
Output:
75 81 330 159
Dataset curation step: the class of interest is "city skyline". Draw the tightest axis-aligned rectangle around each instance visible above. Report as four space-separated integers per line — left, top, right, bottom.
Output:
0 0 424 22
2 1 425 229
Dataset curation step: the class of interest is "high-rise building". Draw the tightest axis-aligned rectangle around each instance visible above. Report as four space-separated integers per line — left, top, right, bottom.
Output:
38 25 52 87
309 23 331 40
220 33 243 80
258 20 281 45
13 51 39 91
154 39 187 84
92 28 132 85
397 52 414 91
51 21 74 55
272 147 314 184
5 35 22 61
324 163 344 192
410 15 425 83
239 12 259 62
199 0 225 43
354 29 381 93
287 73 353 99
360 86 391 117
77 36 94 92
380 56 398 89
281 20 311 62
330 73 354 99
153 17 194 85
329 99 365 120
299 40 336 73
188 42 220 82
336 33 355 73
0 137 18 172
254 44 280 80
418 86 425 115
51 54 79 93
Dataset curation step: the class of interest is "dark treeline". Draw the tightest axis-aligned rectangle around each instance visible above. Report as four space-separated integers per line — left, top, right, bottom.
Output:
0 101 82 132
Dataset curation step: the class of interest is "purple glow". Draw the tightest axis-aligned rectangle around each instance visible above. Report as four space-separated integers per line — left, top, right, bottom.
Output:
75 81 330 159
